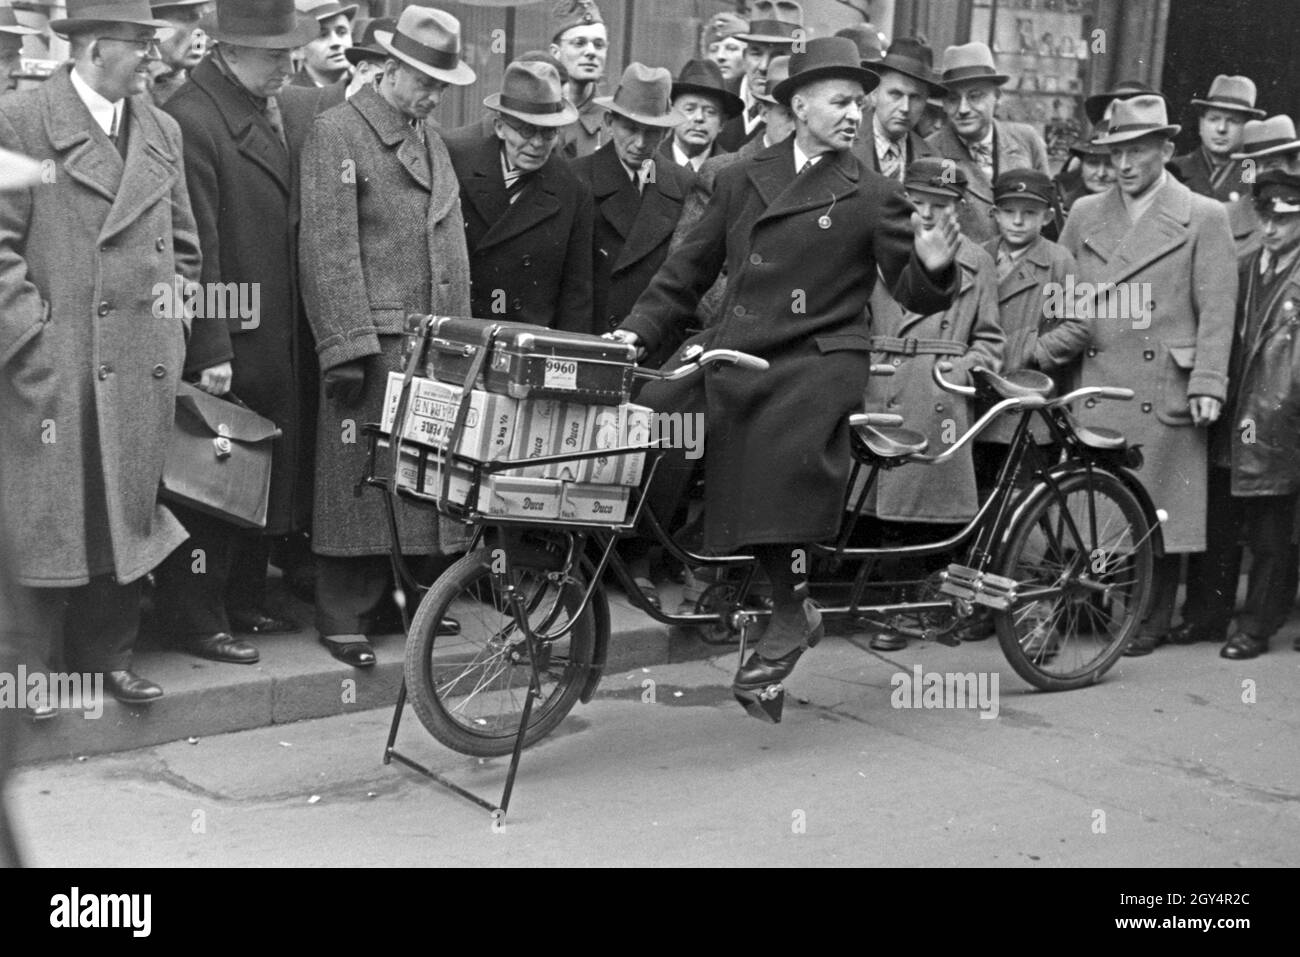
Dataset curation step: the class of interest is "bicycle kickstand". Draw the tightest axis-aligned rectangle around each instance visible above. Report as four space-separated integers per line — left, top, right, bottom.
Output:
730 610 785 724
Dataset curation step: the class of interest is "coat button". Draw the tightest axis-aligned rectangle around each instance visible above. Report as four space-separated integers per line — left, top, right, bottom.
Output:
155 237 165 252
1086 347 1097 357
97 301 110 316
892 357 902 366
749 253 763 266
1143 350 1155 361
888 398 899 408
1084 397 1097 408
734 305 746 317
512 299 522 311
1141 402 1153 413
934 403 945 413
522 255 532 267
97 363 111 380
152 364 167 378
940 320 949 329
607 317 619 330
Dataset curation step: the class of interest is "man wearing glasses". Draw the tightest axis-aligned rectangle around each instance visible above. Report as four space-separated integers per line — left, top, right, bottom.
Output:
443 59 594 332
549 0 607 159
0 0 202 704
926 42 1048 243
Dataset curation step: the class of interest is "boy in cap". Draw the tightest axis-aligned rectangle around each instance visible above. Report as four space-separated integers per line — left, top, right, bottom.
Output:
550 0 607 158
1178 170 1300 659
1224 115 1300 260
858 157 1004 651
1173 75 1265 204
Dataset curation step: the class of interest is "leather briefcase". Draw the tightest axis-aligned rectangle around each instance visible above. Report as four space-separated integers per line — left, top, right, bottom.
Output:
160 383 281 529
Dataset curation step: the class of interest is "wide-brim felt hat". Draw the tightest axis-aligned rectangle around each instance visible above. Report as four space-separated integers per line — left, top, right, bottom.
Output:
296 0 358 22
1069 123 1112 158
375 5 475 86
772 36 878 105
670 58 743 119
1191 73 1265 117
1092 94 1180 144
1084 80 1160 125
595 62 684 128
344 16 394 66
484 59 578 127
1232 114 1300 160
50 0 172 35
834 24 883 64
199 0 318 49
735 0 802 44
0 6 43 35
866 36 947 95
751 54 790 106
938 42 1008 87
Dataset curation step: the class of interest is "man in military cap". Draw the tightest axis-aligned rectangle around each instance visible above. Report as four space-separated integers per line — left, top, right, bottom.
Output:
550 0 606 159
702 10 747 94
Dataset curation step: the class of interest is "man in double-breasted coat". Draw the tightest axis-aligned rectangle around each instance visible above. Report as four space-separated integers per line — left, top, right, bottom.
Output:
1059 96 1236 656
615 38 958 694
299 6 476 667
0 4 202 703
570 64 696 336
443 59 594 333
152 0 321 663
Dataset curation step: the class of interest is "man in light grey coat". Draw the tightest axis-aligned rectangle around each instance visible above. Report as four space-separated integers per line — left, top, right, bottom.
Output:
0 0 201 704
299 5 475 668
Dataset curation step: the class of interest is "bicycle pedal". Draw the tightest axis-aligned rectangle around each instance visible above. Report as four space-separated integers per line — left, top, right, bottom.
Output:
733 684 785 723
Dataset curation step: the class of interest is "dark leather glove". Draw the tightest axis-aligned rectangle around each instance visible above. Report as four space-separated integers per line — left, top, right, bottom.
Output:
323 358 367 408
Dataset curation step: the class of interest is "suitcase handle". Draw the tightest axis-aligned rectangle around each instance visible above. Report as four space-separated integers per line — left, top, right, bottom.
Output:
429 338 476 357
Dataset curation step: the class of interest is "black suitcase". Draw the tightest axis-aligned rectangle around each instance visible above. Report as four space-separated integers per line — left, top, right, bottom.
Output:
418 315 638 405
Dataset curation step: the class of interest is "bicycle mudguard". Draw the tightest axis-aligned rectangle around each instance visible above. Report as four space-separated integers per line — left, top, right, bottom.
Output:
996 463 1166 560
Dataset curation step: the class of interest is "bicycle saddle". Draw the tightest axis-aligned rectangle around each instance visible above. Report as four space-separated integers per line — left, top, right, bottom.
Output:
1074 424 1127 451
971 366 1055 400
852 424 929 460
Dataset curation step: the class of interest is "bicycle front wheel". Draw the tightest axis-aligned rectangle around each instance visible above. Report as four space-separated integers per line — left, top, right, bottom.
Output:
404 542 599 757
993 469 1153 691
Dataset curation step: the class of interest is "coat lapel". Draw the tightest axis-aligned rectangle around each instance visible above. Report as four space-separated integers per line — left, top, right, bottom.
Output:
995 236 1051 304
591 142 640 242
614 158 686 272
476 147 563 251
1243 269 1300 370
190 58 290 194
752 140 858 227
100 96 178 243
1104 178 1191 283
44 68 121 205
352 85 429 191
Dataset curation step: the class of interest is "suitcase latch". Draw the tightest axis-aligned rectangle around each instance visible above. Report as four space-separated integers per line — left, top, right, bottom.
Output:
214 423 232 460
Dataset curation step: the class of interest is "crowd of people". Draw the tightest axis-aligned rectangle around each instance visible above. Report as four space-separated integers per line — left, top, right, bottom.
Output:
1 0 1298 711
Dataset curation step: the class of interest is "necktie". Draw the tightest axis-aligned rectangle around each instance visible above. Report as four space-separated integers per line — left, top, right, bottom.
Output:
970 139 994 181
504 168 532 204
110 103 127 159
747 102 762 122
1259 249 1273 278
880 140 902 181
265 95 288 150
996 247 1016 281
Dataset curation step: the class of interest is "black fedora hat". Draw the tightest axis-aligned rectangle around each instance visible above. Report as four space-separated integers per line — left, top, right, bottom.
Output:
1084 80 1161 125
670 59 743 119
735 0 802 45
199 0 317 49
344 16 394 66
867 37 947 95
50 0 171 35
484 58 578 127
772 36 878 105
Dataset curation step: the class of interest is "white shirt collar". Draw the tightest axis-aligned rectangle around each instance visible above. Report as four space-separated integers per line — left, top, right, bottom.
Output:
1121 170 1168 222
70 66 121 137
672 139 707 172
792 141 824 174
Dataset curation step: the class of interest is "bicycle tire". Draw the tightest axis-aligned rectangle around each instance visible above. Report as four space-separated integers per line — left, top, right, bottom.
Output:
993 469 1153 691
404 543 599 757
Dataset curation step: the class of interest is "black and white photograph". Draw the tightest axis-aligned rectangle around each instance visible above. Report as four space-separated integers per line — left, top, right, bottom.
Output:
0 0 1295 901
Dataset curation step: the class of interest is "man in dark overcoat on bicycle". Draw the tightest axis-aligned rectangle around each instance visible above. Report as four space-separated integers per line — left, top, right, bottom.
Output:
613 37 959 694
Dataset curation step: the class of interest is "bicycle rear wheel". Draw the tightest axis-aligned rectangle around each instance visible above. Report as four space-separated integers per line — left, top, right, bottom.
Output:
404 542 598 757
993 469 1153 690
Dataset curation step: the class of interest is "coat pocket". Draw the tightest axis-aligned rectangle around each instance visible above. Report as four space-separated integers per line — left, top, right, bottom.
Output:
0 298 50 368
1156 342 1197 426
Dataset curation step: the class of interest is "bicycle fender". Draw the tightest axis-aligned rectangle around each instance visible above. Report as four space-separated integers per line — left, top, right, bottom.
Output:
993 464 1165 560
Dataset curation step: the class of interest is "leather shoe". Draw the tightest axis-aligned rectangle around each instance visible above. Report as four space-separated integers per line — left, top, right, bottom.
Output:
733 646 803 692
1122 634 1160 657
319 635 376 668
187 632 259 664
1167 622 1221 645
869 632 907 651
229 609 299 635
104 670 164 704
1219 633 1268 660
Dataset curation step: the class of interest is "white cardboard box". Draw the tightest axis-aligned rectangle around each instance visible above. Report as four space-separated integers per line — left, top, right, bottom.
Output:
560 482 631 524
486 475 563 519
506 397 563 478
618 403 653 488
380 372 517 463
581 404 625 484
543 401 592 481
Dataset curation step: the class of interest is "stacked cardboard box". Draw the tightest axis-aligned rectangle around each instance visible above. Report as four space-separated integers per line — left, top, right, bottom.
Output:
380 372 649 523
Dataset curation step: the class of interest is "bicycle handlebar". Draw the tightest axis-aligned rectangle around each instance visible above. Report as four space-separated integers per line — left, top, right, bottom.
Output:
932 361 977 397
1049 385 1135 406
634 347 769 381
849 412 905 428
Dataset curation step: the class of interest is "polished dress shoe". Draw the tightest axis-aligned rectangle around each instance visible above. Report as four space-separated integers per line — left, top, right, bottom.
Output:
1219 633 1268 660
104 670 164 704
319 635 376 668
733 646 804 692
187 632 259 664
228 609 300 635
1167 622 1221 645
1123 632 1166 657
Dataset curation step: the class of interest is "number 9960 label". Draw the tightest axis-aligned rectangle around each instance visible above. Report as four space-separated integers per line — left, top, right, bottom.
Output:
543 357 578 390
